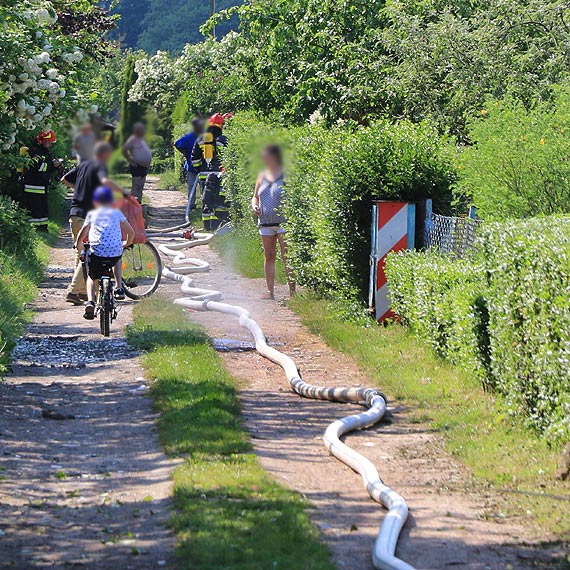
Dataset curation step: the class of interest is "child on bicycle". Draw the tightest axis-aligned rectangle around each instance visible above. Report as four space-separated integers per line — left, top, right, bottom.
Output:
74 185 135 320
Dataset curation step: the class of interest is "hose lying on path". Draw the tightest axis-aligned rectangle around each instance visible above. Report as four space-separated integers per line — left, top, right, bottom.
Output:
156 232 415 570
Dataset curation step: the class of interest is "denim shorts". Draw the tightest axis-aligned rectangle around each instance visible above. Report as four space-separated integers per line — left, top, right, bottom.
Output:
259 225 286 237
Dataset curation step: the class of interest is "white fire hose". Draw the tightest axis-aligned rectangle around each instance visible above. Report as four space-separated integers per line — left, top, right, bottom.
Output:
157 232 415 570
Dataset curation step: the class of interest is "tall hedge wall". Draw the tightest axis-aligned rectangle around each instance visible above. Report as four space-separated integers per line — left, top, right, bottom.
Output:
223 113 455 305
386 216 570 440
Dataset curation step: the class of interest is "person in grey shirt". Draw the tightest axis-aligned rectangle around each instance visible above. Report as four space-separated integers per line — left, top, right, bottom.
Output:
73 123 96 163
122 122 152 203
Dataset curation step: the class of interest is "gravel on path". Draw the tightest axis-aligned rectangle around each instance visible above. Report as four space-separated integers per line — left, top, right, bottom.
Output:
0 216 176 570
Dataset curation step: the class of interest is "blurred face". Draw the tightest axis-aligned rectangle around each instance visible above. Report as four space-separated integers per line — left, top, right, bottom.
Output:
134 124 146 137
263 149 280 171
81 124 92 135
99 150 112 164
42 141 53 149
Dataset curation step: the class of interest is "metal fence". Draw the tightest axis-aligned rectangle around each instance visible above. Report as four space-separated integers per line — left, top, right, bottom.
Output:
425 213 481 257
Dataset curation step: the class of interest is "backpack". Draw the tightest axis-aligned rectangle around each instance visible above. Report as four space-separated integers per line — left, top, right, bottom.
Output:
120 195 146 244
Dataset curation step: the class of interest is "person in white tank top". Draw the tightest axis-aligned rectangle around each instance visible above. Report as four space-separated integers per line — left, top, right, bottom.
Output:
251 144 295 300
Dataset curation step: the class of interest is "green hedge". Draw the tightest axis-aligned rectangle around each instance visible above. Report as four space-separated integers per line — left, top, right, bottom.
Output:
385 251 488 382
223 112 455 306
386 216 570 440
481 218 570 438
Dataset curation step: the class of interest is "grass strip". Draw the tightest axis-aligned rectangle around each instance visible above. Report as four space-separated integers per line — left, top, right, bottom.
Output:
128 296 334 570
0 188 66 374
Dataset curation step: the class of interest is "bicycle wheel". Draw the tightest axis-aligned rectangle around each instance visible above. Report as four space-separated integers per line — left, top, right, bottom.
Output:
99 278 111 337
122 241 162 300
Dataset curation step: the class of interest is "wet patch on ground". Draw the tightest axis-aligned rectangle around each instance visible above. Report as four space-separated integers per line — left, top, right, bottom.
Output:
12 335 138 368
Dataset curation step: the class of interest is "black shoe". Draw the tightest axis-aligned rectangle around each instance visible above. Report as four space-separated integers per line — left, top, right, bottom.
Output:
83 302 95 320
114 288 126 301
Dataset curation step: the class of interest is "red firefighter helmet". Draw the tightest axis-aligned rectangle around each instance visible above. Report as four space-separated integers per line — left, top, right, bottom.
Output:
208 113 225 128
37 130 57 144
223 113 234 120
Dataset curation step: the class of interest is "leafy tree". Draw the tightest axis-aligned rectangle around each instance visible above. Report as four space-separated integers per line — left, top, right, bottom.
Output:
226 0 389 123
84 46 129 119
119 54 145 145
456 89 570 220
129 36 253 121
382 0 570 138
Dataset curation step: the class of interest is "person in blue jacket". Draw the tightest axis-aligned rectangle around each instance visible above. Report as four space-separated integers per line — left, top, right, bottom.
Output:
174 117 204 211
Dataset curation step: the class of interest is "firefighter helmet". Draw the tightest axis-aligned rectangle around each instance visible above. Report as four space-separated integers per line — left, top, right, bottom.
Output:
37 130 57 144
208 113 225 128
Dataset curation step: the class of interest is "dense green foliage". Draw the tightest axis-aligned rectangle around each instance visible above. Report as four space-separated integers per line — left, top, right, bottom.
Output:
128 297 335 570
456 90 570 220
105 0 242 52
202 0 570 133
0 192 65 375
223 113 455 305
382 0 570 138
128 0 570 134
130 36 252 123
0 196 37 254
118 54 144 146
0 0 114 195
386 217 570 440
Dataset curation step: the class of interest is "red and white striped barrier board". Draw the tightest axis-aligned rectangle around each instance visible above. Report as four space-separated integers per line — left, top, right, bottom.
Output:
369 201 415 322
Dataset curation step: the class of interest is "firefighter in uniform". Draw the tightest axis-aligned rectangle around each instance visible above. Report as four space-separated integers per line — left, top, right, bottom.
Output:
191 113 229 231
21 130 62 231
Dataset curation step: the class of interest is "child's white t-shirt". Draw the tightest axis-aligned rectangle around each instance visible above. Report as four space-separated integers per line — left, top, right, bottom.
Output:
84 206 126 258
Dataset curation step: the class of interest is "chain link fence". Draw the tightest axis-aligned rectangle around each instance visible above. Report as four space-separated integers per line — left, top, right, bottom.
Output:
425 213 481 257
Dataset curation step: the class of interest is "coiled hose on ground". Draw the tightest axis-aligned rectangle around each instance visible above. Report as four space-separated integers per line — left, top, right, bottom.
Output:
156 231 415 570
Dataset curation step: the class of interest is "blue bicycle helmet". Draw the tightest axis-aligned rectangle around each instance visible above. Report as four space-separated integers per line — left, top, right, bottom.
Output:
93 185 113 205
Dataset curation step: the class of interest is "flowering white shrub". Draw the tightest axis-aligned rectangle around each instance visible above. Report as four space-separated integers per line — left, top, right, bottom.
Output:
0 1 92 151
129 33 251 116
129 50 178 115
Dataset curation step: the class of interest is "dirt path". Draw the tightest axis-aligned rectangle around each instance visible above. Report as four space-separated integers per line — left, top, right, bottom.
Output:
0 210 176 569
147 184 561 570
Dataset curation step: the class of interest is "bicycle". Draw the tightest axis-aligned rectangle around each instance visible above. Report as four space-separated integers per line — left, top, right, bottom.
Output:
121 240 162 300
81 244 118 337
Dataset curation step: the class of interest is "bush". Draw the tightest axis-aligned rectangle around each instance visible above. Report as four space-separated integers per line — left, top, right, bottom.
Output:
0 196 44 375
456 89 570 220
480 218 570 439
0 196 36 254
387 216 570 440
224 112 456 306
108 149 129 175
386 251 488 381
